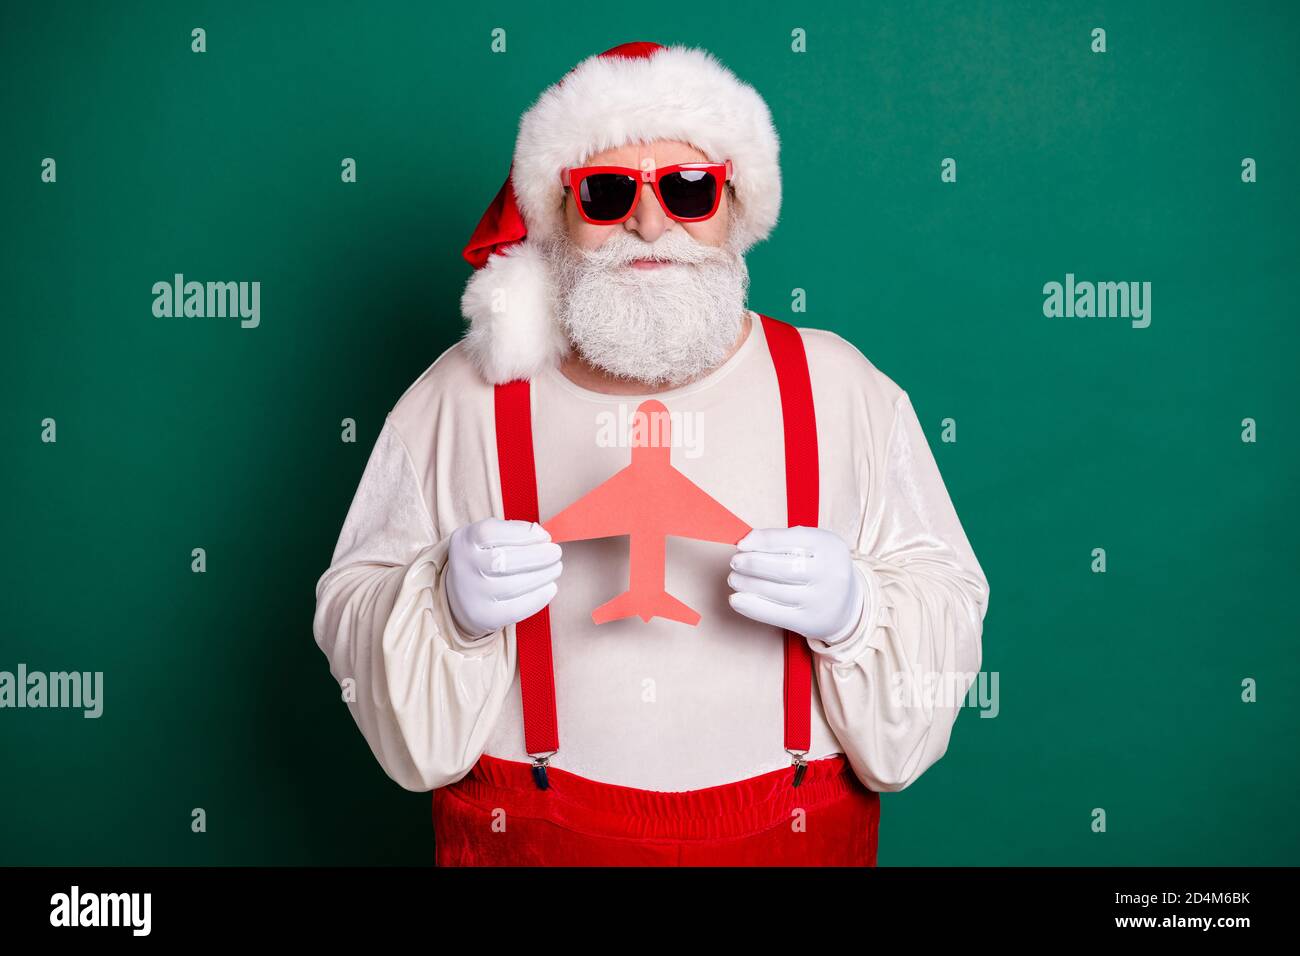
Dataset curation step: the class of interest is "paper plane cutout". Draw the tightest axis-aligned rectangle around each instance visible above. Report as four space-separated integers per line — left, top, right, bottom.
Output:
542 399 751 625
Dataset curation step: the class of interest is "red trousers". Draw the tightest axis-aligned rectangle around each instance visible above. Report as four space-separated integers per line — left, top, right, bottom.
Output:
433 753 880 866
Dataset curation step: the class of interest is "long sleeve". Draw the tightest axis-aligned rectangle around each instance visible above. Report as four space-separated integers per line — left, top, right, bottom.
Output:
312 417 517 792
806 390 990 792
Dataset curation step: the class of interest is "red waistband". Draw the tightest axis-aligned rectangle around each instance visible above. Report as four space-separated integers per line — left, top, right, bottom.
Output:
439 752 872 842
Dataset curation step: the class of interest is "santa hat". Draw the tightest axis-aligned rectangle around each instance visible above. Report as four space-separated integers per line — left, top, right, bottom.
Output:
459 41 782 385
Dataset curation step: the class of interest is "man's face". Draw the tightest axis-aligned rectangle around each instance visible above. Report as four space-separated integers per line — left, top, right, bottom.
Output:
542 138 751 388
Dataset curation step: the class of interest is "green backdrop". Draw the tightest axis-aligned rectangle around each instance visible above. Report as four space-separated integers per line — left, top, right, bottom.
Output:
2 0 1296 865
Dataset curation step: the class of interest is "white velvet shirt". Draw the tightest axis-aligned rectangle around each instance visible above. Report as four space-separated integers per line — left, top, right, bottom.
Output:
312 313 990 792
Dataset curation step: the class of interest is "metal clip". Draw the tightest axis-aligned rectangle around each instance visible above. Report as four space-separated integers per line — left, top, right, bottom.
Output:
787 750 808 788
529 751 556 791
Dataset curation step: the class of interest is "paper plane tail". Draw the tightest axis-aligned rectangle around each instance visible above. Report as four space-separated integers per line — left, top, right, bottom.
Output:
592 589 701 626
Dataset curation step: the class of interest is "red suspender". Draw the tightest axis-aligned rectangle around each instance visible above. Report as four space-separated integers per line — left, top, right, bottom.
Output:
758 315 819 787
492 379 560 788
491 314 818 789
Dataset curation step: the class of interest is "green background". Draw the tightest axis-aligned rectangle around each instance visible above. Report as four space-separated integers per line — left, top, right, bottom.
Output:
2 0 1296 865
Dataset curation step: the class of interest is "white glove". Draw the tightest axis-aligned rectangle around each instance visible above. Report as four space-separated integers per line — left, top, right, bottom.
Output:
727 526 865 645
445 518 563 640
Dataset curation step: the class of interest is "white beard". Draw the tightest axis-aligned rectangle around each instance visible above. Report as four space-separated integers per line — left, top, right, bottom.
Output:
540 219 751 388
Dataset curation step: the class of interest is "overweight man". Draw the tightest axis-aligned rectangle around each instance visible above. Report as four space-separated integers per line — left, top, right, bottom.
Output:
313 41 990 866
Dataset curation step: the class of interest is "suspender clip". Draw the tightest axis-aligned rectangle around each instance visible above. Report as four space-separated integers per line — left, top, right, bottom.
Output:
787 750 809 788
529 751 557 791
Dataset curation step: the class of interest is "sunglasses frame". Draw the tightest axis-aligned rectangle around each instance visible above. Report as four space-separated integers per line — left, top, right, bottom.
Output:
559 159 734 225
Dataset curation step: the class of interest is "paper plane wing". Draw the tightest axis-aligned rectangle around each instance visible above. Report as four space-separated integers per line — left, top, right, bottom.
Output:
658 466 752 545
541 467 636 543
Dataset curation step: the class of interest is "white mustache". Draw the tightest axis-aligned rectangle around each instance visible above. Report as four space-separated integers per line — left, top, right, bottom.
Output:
572 226 736 270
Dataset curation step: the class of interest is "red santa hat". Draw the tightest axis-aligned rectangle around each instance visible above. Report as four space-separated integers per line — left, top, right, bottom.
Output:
460 41 782 385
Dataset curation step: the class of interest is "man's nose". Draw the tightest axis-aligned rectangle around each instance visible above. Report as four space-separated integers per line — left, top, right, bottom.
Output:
625 182 668 242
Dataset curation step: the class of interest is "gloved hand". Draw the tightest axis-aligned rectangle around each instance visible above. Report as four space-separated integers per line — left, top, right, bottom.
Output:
727 526 865 645
445 518 563 640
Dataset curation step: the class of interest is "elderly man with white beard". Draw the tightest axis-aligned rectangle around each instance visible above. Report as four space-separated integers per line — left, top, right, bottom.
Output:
312 41 990 867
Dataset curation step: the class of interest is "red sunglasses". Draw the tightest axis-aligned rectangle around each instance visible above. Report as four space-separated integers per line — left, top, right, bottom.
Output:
559 160 733 225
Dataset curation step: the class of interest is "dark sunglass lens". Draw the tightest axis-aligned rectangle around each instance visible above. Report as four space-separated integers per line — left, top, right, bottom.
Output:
660 170 717 218
578 173 638 221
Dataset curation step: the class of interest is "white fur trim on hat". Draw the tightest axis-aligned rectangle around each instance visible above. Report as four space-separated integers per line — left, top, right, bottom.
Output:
513 44 782 252
460 239 571 385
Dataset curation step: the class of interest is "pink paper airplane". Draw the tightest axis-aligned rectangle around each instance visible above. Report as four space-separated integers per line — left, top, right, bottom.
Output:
542 399 751 625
